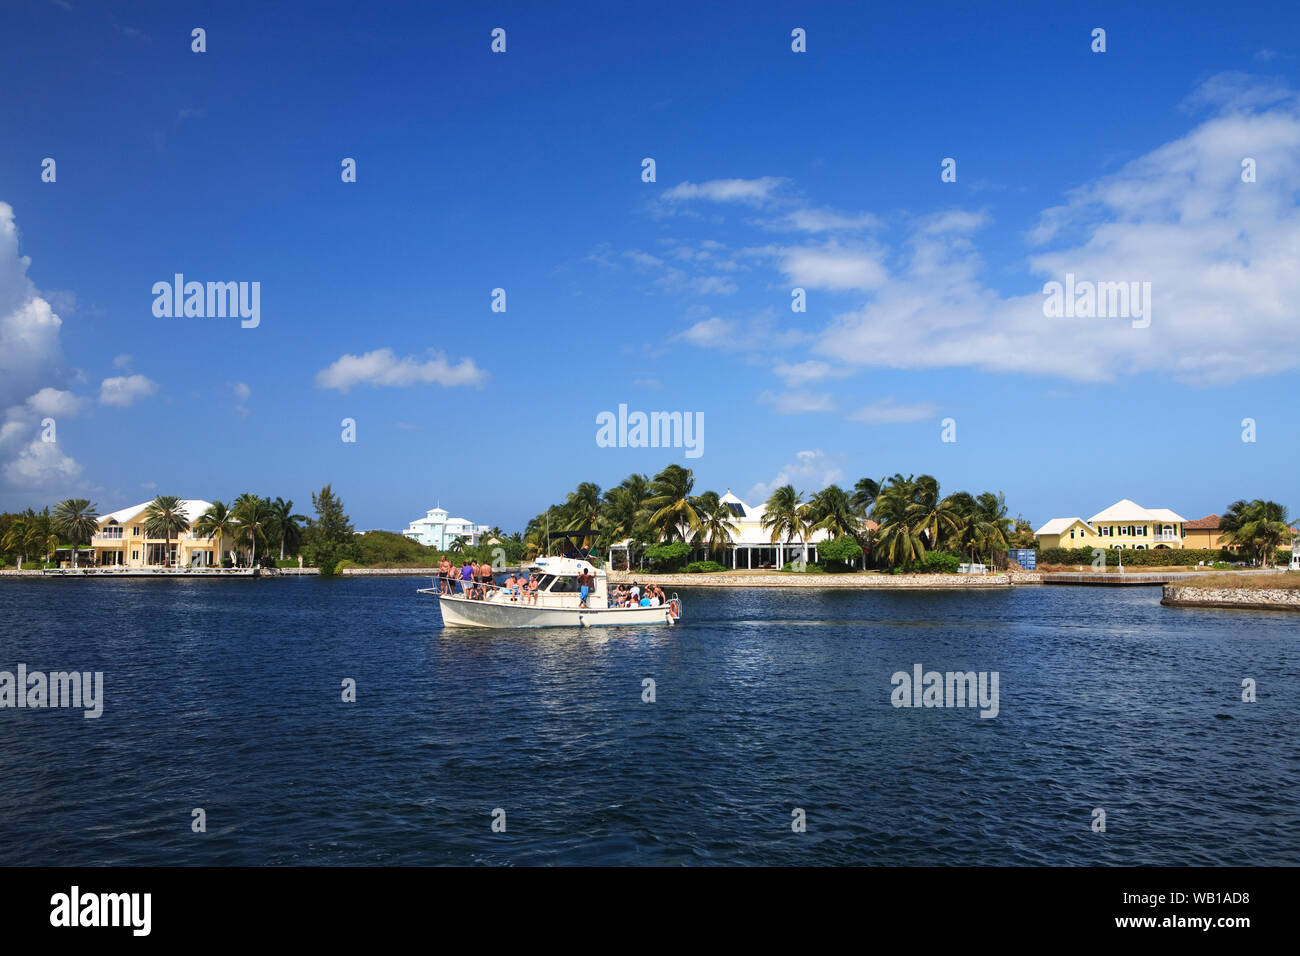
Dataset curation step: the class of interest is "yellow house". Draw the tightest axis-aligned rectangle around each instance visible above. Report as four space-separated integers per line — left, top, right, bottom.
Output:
90 499 228 568
1087 499 1187 550
1183 515 1227 550
1033 517 1099 549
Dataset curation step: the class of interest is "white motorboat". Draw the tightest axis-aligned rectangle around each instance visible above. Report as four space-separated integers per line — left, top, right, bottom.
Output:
421 556 682 628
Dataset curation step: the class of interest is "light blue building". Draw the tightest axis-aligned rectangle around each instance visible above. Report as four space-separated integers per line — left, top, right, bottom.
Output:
402 507 490 550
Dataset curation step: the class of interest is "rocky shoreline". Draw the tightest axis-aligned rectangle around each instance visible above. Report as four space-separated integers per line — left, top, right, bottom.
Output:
1161 584 1300 611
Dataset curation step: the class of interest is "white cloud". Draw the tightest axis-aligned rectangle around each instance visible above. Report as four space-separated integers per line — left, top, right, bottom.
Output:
3 438 83 488
758 389 835 414
847 399 938 424
112 353 133 369
232 382 251 418
770 208 882 233
663 177 785 204
0 203 86 491
775 242 888 292
315 348 487 392
746 450 845 502
99 374 159 407
772 360 845 387
26 387 83 417
675 317 737 347
816 79 1300 385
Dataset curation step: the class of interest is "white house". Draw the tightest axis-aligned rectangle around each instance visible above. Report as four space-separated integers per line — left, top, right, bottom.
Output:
402 507 490 550
610 490 876 570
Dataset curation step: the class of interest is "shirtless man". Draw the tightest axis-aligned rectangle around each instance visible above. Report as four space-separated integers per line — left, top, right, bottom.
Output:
438 555 453 595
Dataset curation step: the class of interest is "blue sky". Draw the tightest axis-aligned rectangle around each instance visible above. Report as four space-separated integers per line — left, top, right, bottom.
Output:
1 0 1298 532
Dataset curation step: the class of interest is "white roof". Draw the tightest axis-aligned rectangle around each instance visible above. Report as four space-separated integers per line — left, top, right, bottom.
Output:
100 499 213 525
1089 499 1185 523
1034 517 1089 536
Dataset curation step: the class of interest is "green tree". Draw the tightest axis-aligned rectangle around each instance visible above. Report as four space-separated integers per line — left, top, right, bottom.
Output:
303 484 356 574
1221 499 1292 567
143 495 192 567
691 490 739 561
645 464 701 543
193 501 237 566
269 497 308 561
52 498 99 568
232 494 273 567
761 484 810 564
806 484 861 541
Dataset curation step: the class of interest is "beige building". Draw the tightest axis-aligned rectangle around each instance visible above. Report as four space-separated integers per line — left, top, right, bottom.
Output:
90 499 227 568
1036 499 1188 550
1032 517 1099 550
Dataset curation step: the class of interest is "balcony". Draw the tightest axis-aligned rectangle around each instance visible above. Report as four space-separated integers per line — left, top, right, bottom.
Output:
1152 533 1180 543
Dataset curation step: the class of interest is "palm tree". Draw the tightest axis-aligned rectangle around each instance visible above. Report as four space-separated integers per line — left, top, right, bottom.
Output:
907 475 964 554
601 486 642 544
973 491 1012 565
268 497 308 561
1 514 41 570
645 464 701 542
44 533 61 565
1221 499 1292 567
691 490 739 561
232 495 273 567
52 498 99 568
761 484 810 565
851 476 885 516
193 501 237 566
562 482 603 549
807 484 860 541
143 495 192 567
870 478 927 567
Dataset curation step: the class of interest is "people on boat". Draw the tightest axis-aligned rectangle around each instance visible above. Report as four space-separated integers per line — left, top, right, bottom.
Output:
460 559 474 596
438 556 453 595
577 568 593 608
628 582 641 605
503 572 519 601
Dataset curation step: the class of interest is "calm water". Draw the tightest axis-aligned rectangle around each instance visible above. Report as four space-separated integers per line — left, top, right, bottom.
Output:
0 577 1296 866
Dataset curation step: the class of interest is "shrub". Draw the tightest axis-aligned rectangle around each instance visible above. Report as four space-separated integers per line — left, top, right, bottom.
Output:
221 557 234 568
818 536 863 571
644 542 691 572
782 560 826 573
1038 546 1235 568
683 560 726 574
916 551 960 574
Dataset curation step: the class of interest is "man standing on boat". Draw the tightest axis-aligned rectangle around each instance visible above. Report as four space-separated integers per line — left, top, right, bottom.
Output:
578 568 592 608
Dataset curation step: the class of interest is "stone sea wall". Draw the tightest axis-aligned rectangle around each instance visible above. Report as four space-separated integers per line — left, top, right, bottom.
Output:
1161 585 1300 611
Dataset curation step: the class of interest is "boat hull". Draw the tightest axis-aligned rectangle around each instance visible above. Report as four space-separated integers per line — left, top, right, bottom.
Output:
438 594 676 628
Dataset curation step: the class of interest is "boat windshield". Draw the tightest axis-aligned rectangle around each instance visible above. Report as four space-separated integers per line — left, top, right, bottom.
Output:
542 574 580 593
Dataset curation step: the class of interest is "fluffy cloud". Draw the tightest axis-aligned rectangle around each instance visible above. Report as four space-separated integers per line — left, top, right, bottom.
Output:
315 348 487 392
0 203 88 494
3 438 82 488
675 316 737 347
663 177 785 204
819 81 1300 384
746 449 846 502
99 374 159 407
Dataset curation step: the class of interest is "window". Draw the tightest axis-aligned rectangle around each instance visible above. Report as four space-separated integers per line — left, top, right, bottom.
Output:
132 526 141 536
726 502 746 518
132 550 140 560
